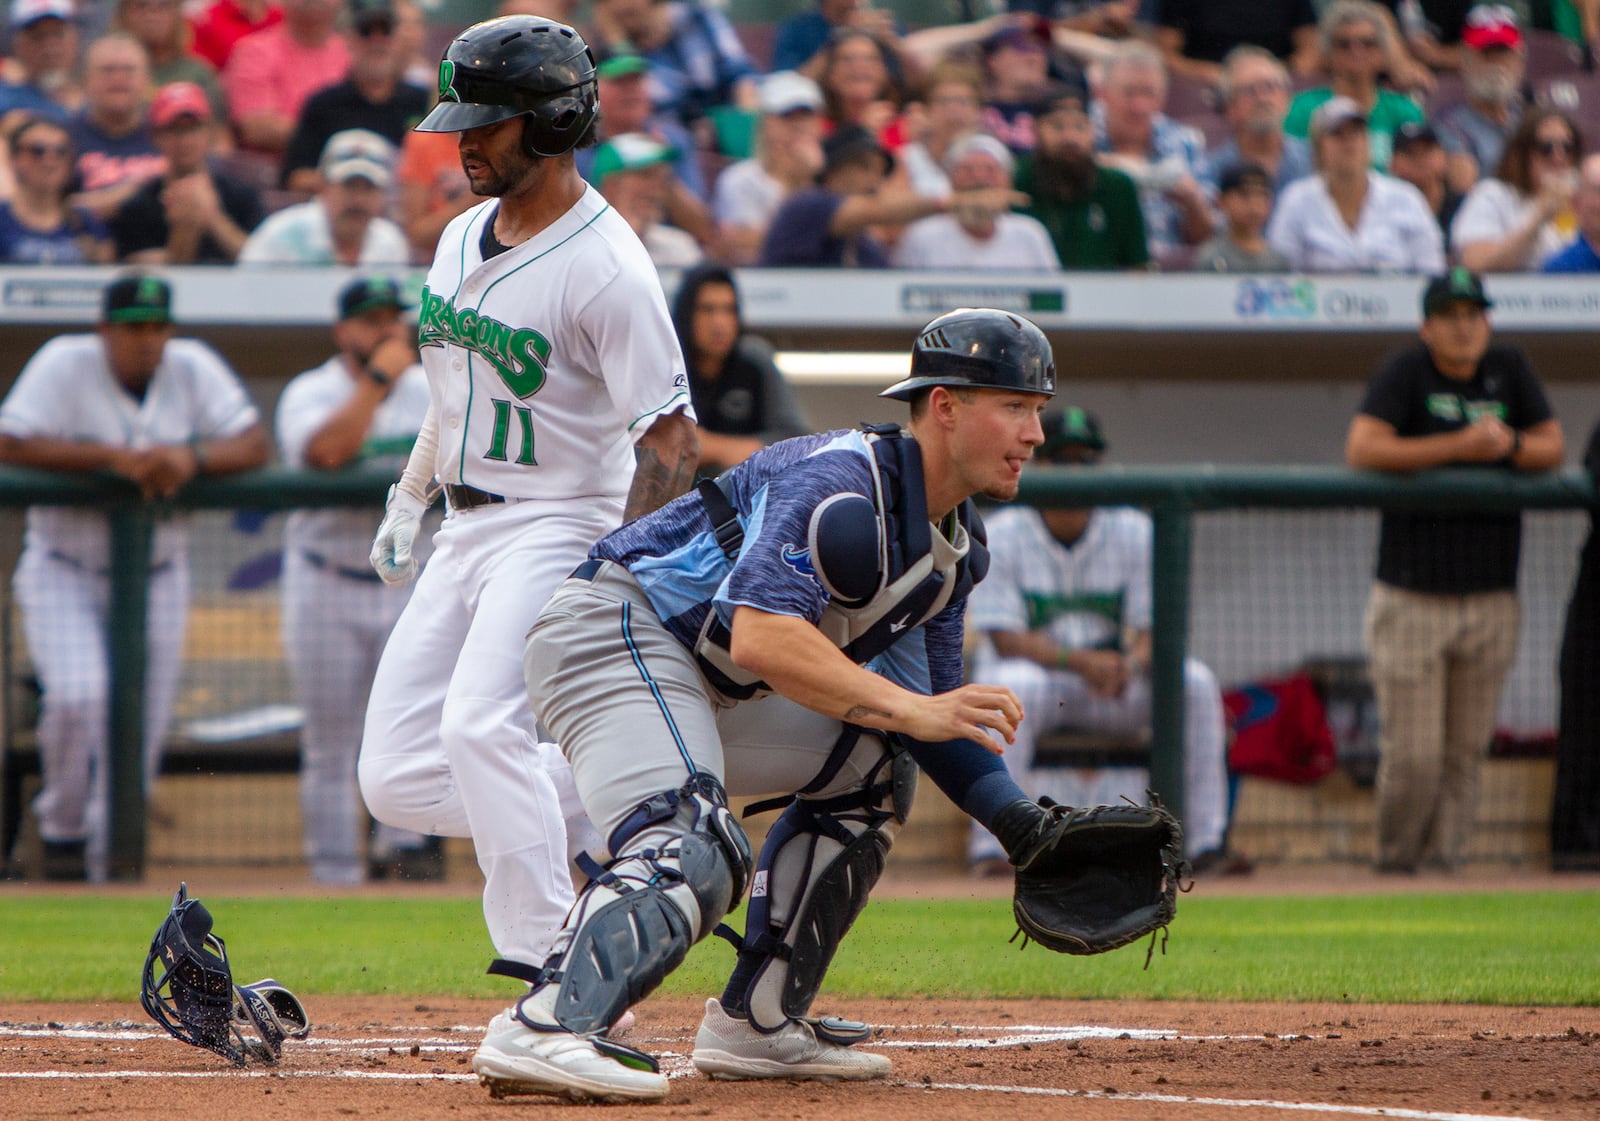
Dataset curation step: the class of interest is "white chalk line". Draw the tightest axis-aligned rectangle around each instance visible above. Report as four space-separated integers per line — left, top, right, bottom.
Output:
0 1022 1563 1121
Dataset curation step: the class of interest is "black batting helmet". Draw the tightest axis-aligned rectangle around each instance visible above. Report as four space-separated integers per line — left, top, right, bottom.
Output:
416 16 598 158
880 308 1057 401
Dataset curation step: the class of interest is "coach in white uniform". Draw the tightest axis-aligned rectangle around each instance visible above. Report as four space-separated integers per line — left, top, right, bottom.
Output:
277 276 435 885
966 407 1236 872
359 16 698 968
0 273 269 881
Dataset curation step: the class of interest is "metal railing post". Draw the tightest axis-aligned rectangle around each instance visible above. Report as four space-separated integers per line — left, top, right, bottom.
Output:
107 506 152 880
1148 499 1193 824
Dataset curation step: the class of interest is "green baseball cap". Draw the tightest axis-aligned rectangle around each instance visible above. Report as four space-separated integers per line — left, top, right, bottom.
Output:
338 275 409 321
102 273 172 324
596 53 649 80
1038 406 1106 459
1422 267 1493 317
591 132 678 184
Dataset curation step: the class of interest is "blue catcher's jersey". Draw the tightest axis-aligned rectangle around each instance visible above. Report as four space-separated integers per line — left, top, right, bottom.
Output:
591 426 985 702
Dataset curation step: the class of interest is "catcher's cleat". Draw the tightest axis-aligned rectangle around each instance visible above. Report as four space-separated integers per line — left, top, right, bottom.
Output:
471 1010 668 1103
691 999 891 1082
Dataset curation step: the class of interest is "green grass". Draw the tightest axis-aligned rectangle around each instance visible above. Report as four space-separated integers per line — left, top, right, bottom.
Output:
3 891 1596 1005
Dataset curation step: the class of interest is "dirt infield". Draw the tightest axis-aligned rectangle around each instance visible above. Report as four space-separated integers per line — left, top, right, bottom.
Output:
5 994 1598 1120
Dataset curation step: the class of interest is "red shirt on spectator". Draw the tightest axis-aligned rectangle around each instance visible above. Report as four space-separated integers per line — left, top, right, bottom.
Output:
190 0 284 71
223 24 350 144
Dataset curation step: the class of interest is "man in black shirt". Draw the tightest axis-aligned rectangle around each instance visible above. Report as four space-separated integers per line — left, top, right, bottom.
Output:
1344 268 1564 875
280 0 429 191
110 80 263 263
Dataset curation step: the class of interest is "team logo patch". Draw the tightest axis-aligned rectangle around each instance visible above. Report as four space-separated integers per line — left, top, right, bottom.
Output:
751 870 768 898
780 544 816 578
438 59 459 103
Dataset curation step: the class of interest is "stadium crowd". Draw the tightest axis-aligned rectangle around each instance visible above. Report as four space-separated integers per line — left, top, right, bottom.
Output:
0 0 1592 272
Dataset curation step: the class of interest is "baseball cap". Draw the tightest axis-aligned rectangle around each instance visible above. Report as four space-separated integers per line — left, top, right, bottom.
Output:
1309 95 1367 138
943 131 1014 178
9 0 73 28
1422 268 1493 317
1462 4 1522 51
1218 161 1272 194
591 132 678 183
338 274 409 320
319 128 395 187
348 0 394 31
102 273 173 325
1038 406 1106 459
1392 120 1440 152
758 70 823 116
981 16 1050 55
596 53 650 81
821 124 894 178
1033 79 1092 119
149 82 212 128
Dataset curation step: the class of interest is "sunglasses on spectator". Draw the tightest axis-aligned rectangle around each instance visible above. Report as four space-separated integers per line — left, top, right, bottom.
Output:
1233 79 1288 98
1535 138 1575 157
19 143 69 158
1332 35 1380 50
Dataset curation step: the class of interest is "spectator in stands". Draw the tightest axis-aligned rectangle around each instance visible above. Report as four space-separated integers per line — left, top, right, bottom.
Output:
224 0 350 156
1543 153 1600 271
279 0 427 191
1451 108 1583 271
592 132 703 268
1154 0 1321 87
1552 410 1600 872
1019 82 1148 269
770 0 907 86
1268 96 1444 273
238 128 407 264
1435 5 1526 194
669 261 811 475
189 0 280 72
0 273 270 881
1012 0 1138 40
1201 47 1313 201
396 127 466 263
1192 162 1289 271
0 0 83 122
1284 0 1426 171
978 20 1057 153
1346 268 1563 875
276 274 434 884
110 81 261 263
712 69 824 265
585 0 758 127
0 114 109 262
1389 120 1464 254
964 406 1241 878
817 27 905 148
893 133 1060 270
760 123 1024 268
1092 41 1213 265
67 34 165 222
115 0 225 120
899 60 982 199
1375 0 1476 72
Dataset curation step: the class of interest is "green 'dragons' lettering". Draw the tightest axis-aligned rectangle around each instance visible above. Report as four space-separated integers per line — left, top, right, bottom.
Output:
417 286 553 399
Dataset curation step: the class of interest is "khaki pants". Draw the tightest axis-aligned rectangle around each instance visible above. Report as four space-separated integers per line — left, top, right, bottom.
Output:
1363 582 1519 871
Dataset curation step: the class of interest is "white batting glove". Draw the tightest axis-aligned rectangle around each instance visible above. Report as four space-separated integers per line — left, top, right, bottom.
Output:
370 484 426 587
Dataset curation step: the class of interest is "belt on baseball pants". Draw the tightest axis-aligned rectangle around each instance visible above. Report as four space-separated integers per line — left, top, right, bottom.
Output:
443 483 506 510
570 558 605 582
301 550 385 584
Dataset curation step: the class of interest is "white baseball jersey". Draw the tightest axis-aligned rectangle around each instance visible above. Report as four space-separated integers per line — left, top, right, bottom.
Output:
967 505 1153 649
0 334 260 568
418 186 694 498
276 357 432 568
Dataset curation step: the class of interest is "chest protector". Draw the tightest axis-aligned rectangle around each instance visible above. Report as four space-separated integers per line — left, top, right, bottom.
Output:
694 424 989 702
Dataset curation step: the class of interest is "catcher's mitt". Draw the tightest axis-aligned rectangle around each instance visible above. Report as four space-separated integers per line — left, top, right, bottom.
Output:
991 796 1189 960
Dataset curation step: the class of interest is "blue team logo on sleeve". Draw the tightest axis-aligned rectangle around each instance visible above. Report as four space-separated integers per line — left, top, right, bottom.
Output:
780 543 816 578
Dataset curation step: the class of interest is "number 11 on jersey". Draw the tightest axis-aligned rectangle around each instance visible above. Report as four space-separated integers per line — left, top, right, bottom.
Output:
486 398 536 465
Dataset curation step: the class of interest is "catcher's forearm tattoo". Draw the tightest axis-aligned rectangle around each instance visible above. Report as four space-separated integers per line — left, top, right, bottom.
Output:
624 444 696 522
844 704 892 722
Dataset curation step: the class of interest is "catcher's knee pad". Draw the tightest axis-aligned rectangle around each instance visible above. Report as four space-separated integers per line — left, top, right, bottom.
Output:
521 774 753 1036
725 733 916 1033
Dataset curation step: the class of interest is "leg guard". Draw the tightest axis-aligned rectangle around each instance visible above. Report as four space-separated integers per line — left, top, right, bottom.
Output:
723 732 916 1035
516 773 753 1037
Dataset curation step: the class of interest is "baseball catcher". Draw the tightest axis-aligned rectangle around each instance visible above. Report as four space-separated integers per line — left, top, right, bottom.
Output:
992 795 1188 958
140 883 310 1065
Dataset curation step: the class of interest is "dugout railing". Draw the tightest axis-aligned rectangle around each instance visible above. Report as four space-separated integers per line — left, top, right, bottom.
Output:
0 463 1591 879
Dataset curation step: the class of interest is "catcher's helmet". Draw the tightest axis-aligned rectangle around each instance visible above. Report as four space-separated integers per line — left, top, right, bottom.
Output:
880 308 1057 401
416 16 598 157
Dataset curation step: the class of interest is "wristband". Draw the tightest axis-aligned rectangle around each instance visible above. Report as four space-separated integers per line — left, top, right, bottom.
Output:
365 366 393 388
1503 429 1522 466
188 436 207 472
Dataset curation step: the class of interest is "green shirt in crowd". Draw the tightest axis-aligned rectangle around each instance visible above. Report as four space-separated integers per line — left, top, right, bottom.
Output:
1283 87 1425 171
1015 157 1149 270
